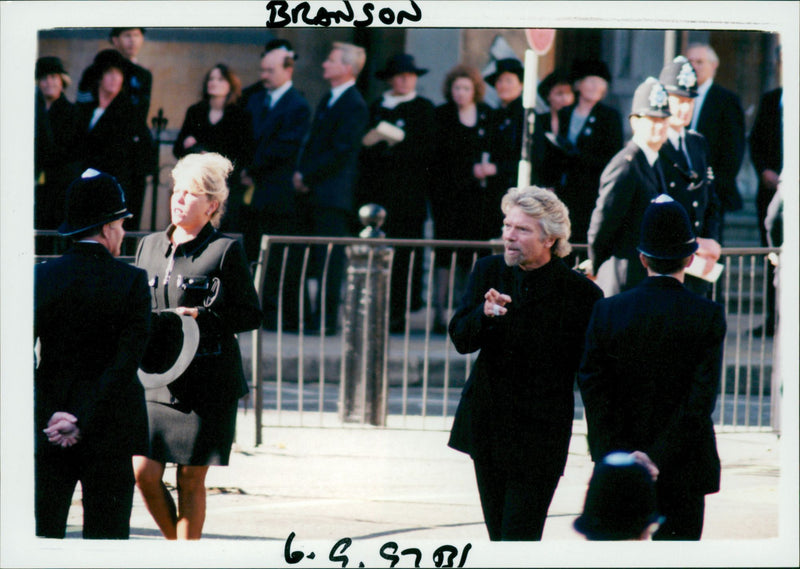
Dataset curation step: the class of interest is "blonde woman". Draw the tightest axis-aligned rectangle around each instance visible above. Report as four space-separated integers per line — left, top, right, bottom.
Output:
133 152 261 539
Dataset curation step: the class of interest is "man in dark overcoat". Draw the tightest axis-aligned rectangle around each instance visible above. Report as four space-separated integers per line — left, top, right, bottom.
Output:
685 44 745 231
658 56 722 296
587 77 671 297
293 42 369 334
579 195 726 540
243 40 311 330
356 53 436 331
34 170 151 538
448 186 602 541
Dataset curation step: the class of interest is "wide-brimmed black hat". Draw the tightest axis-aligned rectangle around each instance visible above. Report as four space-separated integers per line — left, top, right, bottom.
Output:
573 452 663 540
58 169 132 236
376 53 428 80
537 68 571 101
484 58 524 87
659 55 699 98
638 194 698 260
630 77 671 118
570 59 612 83
35 56 71 87
138 310 200 389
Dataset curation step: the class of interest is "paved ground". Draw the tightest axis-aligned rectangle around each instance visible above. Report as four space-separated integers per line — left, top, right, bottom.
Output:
28 409 794 568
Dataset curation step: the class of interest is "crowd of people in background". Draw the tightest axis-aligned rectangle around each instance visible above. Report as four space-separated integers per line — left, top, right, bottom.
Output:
35 29 781 334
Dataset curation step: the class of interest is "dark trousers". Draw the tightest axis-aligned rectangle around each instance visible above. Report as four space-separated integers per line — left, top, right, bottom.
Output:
35 449 135 539
250 210 308 330
652 485 706 540
384 217 426 329
308 206 350 331
473 456 562 541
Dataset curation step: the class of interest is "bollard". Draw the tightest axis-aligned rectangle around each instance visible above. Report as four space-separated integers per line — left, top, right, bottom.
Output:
339 204 393 426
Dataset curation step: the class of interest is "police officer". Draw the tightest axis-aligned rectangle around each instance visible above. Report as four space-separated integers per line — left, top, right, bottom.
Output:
658 56 722 295
35 170 150 538
580 195 726 540
586 77 672 296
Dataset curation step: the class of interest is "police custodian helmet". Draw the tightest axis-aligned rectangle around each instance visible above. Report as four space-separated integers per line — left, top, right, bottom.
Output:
58 169 132 236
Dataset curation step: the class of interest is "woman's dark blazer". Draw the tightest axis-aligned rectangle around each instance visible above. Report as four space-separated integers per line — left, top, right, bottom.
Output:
484 98 524 238
135 223 262 415
431 101 493 241
555 102 623 243
172 100 254 171
355 95 436 229
76 93 150 196
448 256 603 473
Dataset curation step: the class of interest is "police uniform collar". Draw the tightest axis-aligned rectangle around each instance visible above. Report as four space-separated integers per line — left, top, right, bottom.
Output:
71 240 113 258
642 275 685 288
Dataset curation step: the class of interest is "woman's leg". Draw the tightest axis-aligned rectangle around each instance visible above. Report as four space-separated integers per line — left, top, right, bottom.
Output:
176 464 210 540
132 455 177 539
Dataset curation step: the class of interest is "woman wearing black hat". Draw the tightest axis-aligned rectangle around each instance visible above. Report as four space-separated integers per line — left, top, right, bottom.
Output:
530 69 574 188
75 49 152 226
132 152 262 540
430 64 492 332
355 53 436 332
479 58 525 242
551 60 623 248
35 56 81 229
173 63 253 232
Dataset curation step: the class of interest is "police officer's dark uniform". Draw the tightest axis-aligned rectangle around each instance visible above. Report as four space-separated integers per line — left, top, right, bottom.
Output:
580 195 726 540
658 56 722 295
34 171 150 538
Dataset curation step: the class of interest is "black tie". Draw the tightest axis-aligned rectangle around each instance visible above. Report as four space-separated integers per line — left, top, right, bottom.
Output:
315 91 332 122
653 159 667 193
259 92 272 121
678 135 693 170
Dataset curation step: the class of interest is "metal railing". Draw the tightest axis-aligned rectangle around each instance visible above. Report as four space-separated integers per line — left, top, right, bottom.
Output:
246 235 782 439
34 231 781 437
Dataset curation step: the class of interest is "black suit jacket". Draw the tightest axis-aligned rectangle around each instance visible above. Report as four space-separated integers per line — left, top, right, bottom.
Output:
297 85 369 212
246 86 311 213
694 82 745 212
35 92 82 229
173 101 253 169
135 223 262 414
588 141 665 295
34 242 151 457
578 276 726 494
749 87 783 233
448 256 602 473
356 95 436 229
660 130 721 241
76 94 152 196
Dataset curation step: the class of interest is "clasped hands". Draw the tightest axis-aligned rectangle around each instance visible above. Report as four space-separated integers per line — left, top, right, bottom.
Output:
43 412 81 448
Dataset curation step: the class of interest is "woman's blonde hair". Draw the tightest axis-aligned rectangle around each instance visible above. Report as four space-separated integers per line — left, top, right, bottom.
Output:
171 152 232 228
501 186 572 258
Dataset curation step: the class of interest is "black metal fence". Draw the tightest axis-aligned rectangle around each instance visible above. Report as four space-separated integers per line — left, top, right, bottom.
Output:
34 231 782 437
